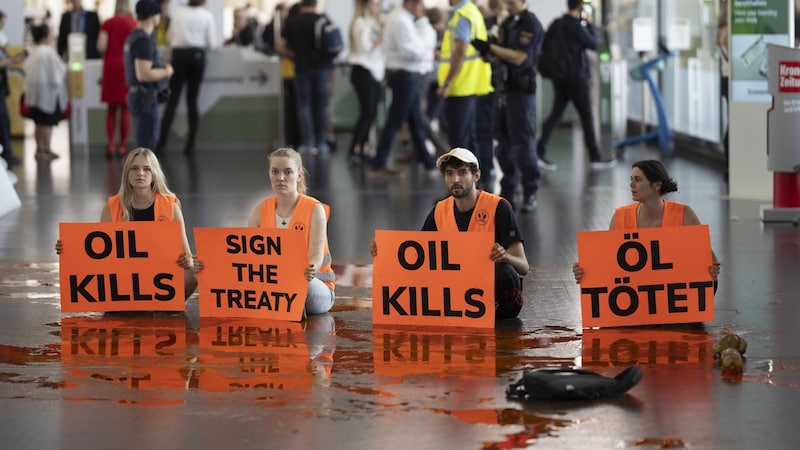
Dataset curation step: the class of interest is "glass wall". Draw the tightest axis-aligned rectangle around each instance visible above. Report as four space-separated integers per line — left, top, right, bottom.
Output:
609 0 725 153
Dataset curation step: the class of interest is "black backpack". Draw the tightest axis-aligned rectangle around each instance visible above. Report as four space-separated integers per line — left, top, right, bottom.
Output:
314 14 343 62
538 17 571 79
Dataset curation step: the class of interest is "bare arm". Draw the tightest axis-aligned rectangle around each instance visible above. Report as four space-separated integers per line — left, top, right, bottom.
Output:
97 30 109 55
246 203 261 227
307 203 327 269
134 58 173 82
100 204 112 222
490 241 529 276
437 39 468 97
173 202 195 269
684 205 720 278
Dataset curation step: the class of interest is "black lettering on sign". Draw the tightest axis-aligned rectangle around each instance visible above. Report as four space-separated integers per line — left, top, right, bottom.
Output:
225 234 281 255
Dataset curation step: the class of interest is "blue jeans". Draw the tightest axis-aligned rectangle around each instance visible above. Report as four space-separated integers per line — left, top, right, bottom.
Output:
0 91 11 159
495 92 540 200
373 70 435 169
127 89 160 151
444 95 477 153
294 68 331 152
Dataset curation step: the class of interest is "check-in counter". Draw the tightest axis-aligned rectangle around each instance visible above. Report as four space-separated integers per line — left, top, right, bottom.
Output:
83 47 282 148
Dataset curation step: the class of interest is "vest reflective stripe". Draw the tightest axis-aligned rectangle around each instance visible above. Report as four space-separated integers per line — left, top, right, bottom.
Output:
613 200 686 229
108 192 177 222
259 194 336 291
433 191 500 233
438 2 493 97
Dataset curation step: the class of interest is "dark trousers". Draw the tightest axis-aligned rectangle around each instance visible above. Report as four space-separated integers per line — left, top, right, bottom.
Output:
283 78 300 148
349 65 380 155
495 92 540 200
444 95 477 153
373 70 434 169
496 262 523 320
0 92 11 161
476 92 495 173
128 89 160 151
538 78 601 161
294 67 331 152
160 47 206 151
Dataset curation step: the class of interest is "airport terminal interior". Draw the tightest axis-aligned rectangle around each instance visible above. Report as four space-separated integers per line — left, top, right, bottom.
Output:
2 0 800 448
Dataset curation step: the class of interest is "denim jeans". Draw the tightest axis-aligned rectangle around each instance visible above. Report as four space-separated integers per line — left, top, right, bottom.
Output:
372 70 435 169
127 89 160 151
444 95 477 153
294 68 331 152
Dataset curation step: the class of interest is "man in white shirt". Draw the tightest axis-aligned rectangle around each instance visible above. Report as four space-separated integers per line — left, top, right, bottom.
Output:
370 0 437 176
157 0 218 155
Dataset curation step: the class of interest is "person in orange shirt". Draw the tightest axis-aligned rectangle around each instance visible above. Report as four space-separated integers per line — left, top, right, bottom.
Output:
572 159 720 283
56 147 198 300
369 147 529 320
246 147 335 315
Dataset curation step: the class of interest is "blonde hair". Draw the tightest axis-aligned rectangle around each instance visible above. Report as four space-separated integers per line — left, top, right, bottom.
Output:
118 147 174 221
114 0 132 15
349 0 374 55
269 147 308 194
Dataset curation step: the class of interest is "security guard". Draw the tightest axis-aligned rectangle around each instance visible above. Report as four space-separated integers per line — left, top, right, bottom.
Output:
471 0 542 213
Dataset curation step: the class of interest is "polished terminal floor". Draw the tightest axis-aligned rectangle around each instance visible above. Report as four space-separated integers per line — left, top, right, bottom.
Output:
1 121 800 449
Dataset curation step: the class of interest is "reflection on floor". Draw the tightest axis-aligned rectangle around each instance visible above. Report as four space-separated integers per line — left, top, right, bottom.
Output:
1 122 800 449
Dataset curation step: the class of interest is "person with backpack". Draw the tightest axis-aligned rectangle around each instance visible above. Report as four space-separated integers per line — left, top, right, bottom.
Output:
470 0 542 213
536 0 615 170
278 0 341 155
124 0 173 152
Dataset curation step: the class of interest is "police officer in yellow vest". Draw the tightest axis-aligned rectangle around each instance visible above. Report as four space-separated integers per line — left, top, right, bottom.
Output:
437 0 493 159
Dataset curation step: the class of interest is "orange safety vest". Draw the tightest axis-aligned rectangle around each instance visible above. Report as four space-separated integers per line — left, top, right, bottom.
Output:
433 191 500 232
613 200 686 229
259 194 335 291
107 192 177 222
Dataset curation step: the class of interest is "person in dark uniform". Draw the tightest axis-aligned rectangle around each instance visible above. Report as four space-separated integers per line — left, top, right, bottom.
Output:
471 0 542 213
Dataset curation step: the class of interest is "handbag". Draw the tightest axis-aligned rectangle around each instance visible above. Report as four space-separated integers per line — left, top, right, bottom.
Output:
19 93 33 119
19 92 71 120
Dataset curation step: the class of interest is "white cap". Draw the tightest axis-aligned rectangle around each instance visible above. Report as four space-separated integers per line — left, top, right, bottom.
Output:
436 147 479 170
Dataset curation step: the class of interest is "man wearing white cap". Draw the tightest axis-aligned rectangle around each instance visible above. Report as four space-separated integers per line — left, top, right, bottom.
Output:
370 147 529 320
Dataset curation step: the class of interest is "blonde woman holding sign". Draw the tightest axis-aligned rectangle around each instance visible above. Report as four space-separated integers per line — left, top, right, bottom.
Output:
246 148 335 315
56 147 198 300
572 159 720 284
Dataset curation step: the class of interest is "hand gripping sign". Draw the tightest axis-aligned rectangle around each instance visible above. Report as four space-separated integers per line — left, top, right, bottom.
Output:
576 225 715 327
372 230 495 328
194 227 309 321
58 222 185 313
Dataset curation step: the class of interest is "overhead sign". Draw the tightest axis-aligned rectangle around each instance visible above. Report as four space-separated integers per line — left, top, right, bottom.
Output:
58 222 185 313
193 227 309 321
576 225 715 327
372 230 495 328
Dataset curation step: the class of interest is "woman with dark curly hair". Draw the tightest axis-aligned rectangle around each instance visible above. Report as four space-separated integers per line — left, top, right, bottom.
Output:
572 159 720 283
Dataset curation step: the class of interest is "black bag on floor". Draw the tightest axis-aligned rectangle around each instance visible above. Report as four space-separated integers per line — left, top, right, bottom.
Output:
506 366 642 401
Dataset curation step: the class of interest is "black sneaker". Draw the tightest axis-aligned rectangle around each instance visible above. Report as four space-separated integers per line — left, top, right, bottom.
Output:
520 195 537 213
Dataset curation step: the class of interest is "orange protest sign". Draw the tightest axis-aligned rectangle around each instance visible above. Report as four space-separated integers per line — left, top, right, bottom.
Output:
58 222 185 313
196 318 312 392
194 227 309 321
577 225 715 327
372 230 494 328
373 326 497 378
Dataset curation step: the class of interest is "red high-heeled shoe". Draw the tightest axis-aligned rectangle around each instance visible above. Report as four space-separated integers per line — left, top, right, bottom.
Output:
105 143 115 159
118 146 128 158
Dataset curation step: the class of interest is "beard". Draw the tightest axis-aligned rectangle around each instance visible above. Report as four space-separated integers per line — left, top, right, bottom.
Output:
450 183 473 199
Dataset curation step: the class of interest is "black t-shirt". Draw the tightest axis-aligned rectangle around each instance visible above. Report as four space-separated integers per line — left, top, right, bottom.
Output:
124 28 164 89
281 13 329 71
421 196 523 249
130 203 155 221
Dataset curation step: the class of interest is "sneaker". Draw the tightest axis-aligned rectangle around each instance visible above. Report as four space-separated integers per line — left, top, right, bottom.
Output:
590 158 617 169
538 157 557 171
520 195 537 213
